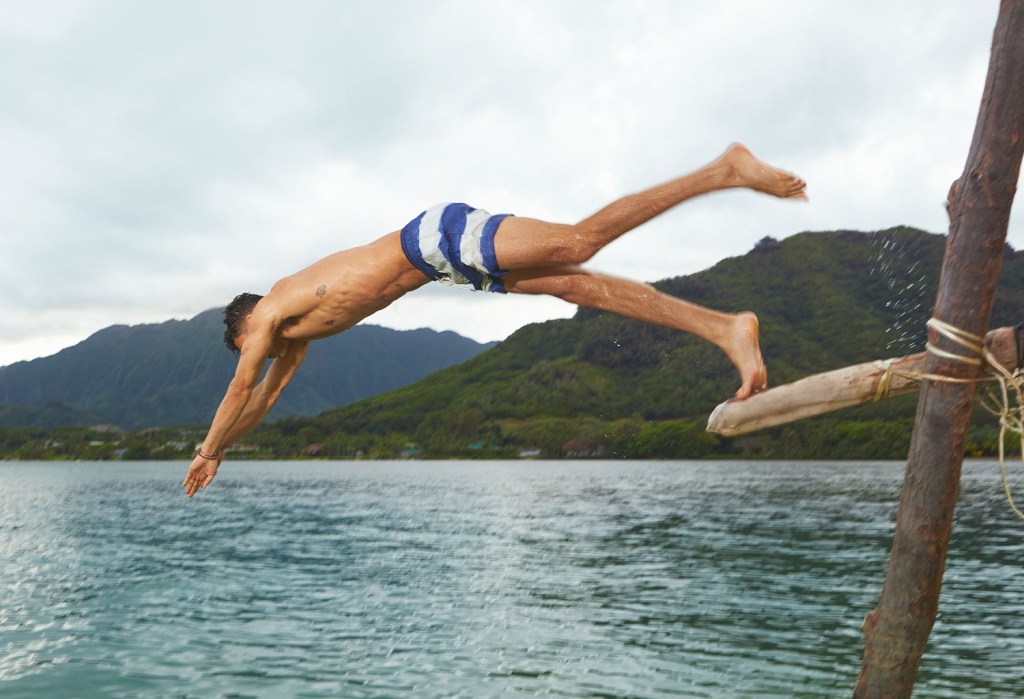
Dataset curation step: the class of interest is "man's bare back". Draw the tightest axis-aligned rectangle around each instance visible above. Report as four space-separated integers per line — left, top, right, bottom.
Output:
183 143 806 497
261 233 428 344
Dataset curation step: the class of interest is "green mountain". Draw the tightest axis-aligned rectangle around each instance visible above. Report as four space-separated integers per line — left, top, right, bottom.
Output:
0 311 496 429
242 227 1024 460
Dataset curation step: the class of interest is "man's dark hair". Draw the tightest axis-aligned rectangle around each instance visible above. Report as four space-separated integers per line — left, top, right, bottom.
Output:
223 293 263 355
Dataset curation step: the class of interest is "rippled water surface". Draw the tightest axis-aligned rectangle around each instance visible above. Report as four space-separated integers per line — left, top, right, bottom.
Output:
1 460 1023 698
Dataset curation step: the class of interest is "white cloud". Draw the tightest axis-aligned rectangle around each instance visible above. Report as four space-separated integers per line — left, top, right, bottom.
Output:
0 0 1019 367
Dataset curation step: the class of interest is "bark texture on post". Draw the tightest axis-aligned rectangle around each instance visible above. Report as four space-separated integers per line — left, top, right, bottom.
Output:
855 2 1024 697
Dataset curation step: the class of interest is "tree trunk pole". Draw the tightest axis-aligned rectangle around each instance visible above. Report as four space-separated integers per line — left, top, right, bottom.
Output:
855 2 1024 697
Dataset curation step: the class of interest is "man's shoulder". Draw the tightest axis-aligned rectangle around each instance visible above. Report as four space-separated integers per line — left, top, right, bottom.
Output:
256 278 312 322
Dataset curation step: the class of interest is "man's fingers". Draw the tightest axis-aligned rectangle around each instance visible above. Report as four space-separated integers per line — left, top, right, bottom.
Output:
183 473 214 496
183 463 217 497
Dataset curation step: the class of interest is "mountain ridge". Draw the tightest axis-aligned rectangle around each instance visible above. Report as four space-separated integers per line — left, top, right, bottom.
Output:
0 312 496 429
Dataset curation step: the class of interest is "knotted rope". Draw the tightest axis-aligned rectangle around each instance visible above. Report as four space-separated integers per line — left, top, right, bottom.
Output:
875 319 1024 520
978 326 1024 520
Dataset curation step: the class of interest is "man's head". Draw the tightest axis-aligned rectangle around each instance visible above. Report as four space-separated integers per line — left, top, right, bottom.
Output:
223 293 263 354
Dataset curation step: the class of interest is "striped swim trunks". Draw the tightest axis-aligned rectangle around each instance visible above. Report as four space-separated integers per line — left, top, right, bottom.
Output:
400 203 514 293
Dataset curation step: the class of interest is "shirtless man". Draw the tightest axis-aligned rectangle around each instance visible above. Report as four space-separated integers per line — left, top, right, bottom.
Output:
182 144 806 497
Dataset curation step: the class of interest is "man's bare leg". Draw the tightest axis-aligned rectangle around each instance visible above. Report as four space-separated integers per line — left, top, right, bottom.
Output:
504 266 767 399
493 143 806 270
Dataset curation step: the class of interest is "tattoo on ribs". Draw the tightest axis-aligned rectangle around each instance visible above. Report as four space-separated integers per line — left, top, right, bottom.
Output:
325 320 335 326
315 284 327 298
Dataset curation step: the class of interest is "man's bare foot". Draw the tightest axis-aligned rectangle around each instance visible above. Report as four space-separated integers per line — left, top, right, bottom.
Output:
724 311 768 400
718 143 808 200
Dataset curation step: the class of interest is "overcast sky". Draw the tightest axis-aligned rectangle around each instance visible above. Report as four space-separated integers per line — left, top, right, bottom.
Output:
1 1 1018 367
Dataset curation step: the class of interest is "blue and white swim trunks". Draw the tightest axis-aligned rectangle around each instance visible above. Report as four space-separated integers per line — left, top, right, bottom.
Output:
400 203 514 294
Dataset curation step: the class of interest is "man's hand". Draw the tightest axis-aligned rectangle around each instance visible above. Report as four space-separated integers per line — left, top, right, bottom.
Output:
182 453 221 498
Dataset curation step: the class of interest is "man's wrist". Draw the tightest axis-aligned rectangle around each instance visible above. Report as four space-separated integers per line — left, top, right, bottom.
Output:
196 448 222 461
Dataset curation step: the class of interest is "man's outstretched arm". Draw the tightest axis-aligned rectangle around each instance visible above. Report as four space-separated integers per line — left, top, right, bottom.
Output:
181 324 276 498
221 341 309 450
181 340 308 498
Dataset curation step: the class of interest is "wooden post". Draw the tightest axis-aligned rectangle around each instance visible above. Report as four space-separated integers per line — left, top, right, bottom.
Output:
705 327 1022 436
855 3 1024 697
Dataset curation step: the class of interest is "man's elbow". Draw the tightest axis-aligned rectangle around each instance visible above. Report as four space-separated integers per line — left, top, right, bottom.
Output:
226 380 255 402
249 380 286 410
264 387 285 410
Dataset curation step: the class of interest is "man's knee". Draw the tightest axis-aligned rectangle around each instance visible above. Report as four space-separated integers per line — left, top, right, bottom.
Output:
553 271 599 305
540 273 575 300
546 224 600 265
515 219 597 265
496 218 598 267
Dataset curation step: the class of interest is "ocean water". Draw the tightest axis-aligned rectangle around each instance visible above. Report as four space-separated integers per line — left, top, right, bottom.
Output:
1 460 1022 698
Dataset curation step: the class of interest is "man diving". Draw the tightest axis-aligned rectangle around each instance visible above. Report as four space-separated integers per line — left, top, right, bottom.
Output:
183 143 807 497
